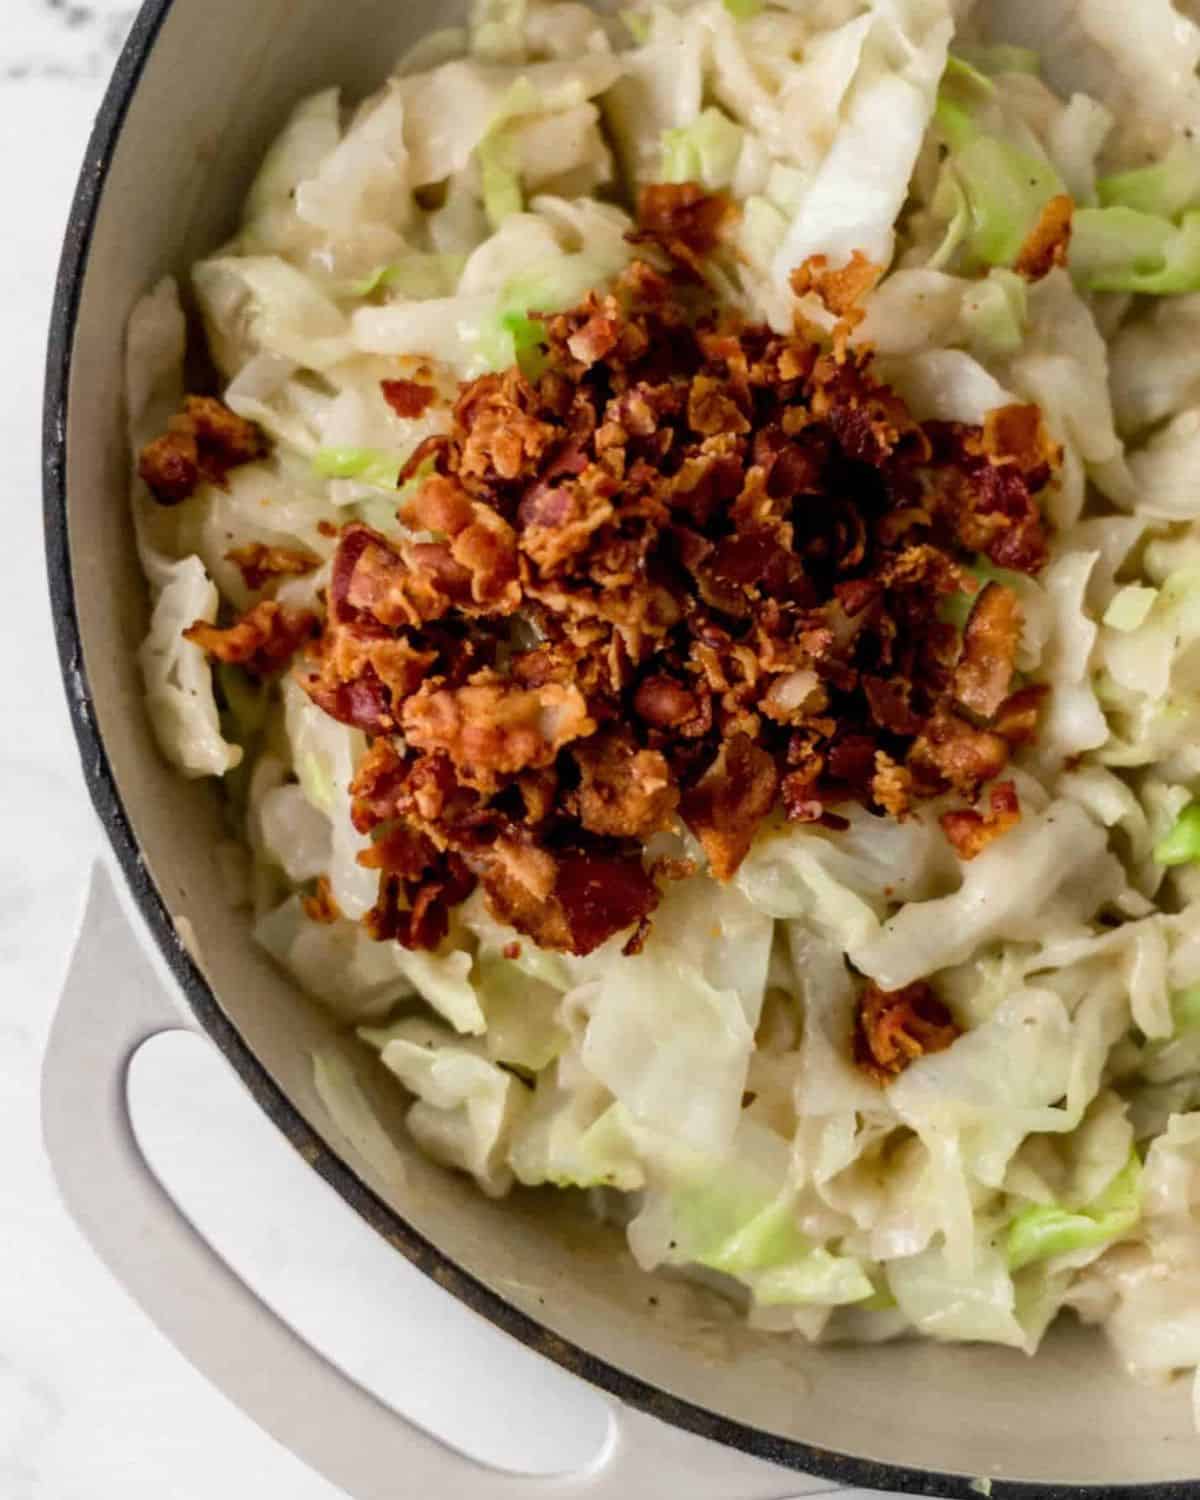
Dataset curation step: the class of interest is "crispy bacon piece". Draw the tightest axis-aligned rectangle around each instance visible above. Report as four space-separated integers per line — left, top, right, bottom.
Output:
381 378 436 419
477 841 659 957
401 672 595 787
940 778 1022 860
808 348 928 467
974 403 1061 481
302 875 342 925
455 370 555 487
855 980 961 1084
332 523 446 628
993 683 1049 746
872 751 912 819
954 581 1022 720
400 475 520 612
366 850 476 951
927 420 1051 576
633 674 701 730
226 542 319 593
567 306 621 368
139 396 267 505
301 625 436 735
631 183 734 274
907 702 1011 797
184 600 316 677
681 733 780 881
572 731 679 840
790 251 883 318
1015 194 1074 281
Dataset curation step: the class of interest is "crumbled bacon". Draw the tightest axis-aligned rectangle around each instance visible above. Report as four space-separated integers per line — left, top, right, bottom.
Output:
226 542 319 593
993 683 1048 746
872 750 912 819
630 183 735 276
572 731 679 840
184 600 317 677
401 673 595 789
1015 194 1074 282
366 849 476 951
953 581 1022 720
940 778 1022 861
302 875 342 925
908 702 1011 798
855 980 961 1083
278 239 1055 953
474 841 658 957
139 396 267 505
790 251 883 319
681 733 780 881
974 403 1061 481
381 378 436 419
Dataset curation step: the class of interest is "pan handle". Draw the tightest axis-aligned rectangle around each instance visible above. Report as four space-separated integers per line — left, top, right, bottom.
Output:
41 863 837 1500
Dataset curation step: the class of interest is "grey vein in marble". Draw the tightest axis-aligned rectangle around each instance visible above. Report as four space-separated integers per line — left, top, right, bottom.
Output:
3 0 136 82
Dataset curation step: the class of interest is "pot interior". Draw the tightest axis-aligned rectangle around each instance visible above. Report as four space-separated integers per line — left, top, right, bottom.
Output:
56 0 1199 1486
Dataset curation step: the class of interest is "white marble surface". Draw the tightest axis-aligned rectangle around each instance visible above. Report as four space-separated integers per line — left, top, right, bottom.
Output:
0 6 877 1496
2 6 352 1495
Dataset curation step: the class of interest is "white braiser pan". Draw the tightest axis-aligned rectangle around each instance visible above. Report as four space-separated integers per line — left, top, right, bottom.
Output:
40 2 1200 1495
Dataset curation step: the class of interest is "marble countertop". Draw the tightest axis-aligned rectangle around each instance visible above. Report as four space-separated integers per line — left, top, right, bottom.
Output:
0 7 876 1496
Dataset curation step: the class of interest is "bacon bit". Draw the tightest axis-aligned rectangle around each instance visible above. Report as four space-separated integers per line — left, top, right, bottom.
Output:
552 851 659 956
139 396 267 505
974 403 1061 480
567 309 621 368
573 731 679 840
366 851 475 951
226 542 319 593
908 703 1011 798
455 370 555 486
790 251 884 319
940 778 1022 860
302 875 342 925
501 940 522 960
872 751 912 819
926 425 1050 575
293 249 1055 953
381 378 436 419
1015 194 1074 281
348 740 417 833
682 733 780 881
630 182 735 275
633 674 701 730
855 979 961 1083
399 475 520 612
954 581 1022 720
993 683 1048 746
475 841 658 957
622 915 653 956
863 675 922 736
317 520 338 539
184 600 317 677
401 673 595 789
356 824 439 878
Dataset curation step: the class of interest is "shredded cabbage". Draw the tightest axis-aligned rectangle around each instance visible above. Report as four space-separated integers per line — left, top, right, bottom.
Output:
138 557 244 779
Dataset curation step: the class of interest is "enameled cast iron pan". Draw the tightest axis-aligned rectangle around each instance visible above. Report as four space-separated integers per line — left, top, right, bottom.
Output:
40 2 1200 1495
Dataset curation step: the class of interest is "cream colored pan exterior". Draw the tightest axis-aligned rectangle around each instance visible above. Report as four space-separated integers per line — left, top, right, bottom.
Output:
42 2 1200 1492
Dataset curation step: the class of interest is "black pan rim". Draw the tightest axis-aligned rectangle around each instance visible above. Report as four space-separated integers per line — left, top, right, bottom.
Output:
40 5 1200 1494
